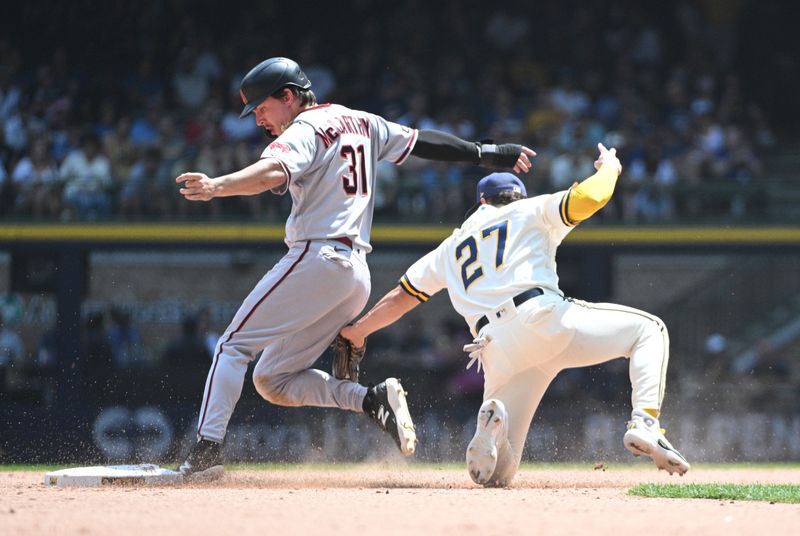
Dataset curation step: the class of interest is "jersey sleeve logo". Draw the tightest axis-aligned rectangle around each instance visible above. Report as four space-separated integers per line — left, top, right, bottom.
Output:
265 142 292 156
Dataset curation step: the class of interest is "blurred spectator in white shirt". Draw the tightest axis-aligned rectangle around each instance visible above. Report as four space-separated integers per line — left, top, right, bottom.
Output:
60 132 112 219
220 91 259 141
11 138 62 217
172 48 209 109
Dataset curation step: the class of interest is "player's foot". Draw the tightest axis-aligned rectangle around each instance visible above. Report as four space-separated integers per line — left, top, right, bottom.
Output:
623 409 690 476
177 439 224 481
466 399 507 485
363 378 417 456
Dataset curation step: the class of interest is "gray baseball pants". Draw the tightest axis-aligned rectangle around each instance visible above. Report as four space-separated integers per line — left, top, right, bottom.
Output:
195 239 370 442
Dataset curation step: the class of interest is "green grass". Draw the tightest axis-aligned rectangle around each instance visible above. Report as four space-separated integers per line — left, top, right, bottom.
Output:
629 483 800 504
1 464 74 472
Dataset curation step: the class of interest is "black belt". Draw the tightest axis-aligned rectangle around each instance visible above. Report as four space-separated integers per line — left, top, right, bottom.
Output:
475 287 544 334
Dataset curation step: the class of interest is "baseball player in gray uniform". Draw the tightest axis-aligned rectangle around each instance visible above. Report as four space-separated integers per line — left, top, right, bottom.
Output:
174 57 535 478
340 143 690 486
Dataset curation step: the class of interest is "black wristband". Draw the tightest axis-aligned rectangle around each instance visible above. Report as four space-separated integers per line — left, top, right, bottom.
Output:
478 143 522 170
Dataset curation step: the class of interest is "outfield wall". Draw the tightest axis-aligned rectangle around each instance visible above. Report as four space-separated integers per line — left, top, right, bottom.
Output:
2 224 800 463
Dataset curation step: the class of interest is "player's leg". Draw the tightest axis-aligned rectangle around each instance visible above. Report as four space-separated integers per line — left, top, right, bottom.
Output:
558 300 668 410
251 289 369 410
193 242 335 443
251 246 416 455
255 320 416 455
463 294 568 486
556 299 689 474
467 364 558 487
179 241 362 477
249 242 371 409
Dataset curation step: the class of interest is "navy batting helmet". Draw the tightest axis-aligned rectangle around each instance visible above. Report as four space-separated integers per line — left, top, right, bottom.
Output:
238 57 312 118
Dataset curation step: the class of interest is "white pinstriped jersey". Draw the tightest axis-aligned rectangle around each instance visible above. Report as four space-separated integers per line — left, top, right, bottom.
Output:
399 192 573 330
262 103 418 252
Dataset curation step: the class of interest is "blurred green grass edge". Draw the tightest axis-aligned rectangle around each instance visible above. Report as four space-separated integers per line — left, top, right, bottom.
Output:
628 483 800 504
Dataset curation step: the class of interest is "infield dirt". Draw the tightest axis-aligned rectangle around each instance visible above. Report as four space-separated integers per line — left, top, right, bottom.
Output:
2 466 799 535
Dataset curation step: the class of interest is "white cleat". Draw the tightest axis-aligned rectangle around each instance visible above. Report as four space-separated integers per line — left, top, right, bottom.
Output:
384 378 417 456
466 399 507 485
623 410 691 476
365 378 417 456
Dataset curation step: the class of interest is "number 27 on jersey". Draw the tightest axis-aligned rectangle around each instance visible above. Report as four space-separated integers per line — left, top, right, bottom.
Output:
455 220 509 291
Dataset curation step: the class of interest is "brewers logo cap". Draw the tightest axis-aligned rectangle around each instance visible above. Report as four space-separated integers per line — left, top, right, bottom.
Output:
465 172 527 217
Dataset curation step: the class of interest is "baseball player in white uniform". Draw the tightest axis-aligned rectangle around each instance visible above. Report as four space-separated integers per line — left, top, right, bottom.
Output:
340 143 690 486
173 57 535 478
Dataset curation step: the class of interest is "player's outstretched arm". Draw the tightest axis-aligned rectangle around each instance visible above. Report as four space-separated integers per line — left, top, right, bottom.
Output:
410 129 535 173
563 143 622 224
340 286 421 348
176 158 288 201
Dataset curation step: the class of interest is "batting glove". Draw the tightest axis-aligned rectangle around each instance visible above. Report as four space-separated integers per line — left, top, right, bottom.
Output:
463 335 492 373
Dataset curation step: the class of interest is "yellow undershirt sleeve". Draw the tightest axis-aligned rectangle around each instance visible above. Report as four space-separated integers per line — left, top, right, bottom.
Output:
564 164 619 224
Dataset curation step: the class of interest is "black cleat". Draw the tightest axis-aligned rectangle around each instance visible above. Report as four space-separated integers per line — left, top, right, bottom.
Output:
363 378 417 456
177 439 224 480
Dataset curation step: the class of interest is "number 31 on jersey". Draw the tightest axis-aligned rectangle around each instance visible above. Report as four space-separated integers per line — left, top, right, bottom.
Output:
340 144 368 196
455 221 509 291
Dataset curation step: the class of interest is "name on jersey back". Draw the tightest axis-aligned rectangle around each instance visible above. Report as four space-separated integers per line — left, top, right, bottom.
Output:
316 116 371 148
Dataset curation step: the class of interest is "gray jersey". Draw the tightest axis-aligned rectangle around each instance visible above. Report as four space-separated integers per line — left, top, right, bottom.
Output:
262 104 418 252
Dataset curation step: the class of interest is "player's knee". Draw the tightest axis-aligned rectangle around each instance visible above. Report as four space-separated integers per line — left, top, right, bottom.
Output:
252 372 294 406
639 313 669 349
646 314 668 337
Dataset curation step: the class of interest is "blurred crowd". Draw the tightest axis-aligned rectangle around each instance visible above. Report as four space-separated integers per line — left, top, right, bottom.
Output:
0 302 219 406
0 0 776 224
0 295 488 409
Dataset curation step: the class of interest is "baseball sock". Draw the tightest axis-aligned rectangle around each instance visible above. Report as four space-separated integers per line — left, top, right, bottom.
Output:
362 386 375 412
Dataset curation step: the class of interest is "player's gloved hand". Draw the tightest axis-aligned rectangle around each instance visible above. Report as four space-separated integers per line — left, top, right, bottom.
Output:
463 335 492 373
331 331 366 383
477 143 535 173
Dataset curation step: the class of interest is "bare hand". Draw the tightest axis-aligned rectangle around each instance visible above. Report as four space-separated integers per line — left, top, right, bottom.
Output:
176 172 218 201
340 325 365 349
513 146 537 174
593 143 622 175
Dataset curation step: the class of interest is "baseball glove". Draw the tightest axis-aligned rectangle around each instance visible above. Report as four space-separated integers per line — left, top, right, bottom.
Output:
331 334 366 382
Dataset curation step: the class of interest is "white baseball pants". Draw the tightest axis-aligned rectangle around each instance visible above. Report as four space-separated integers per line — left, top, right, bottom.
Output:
475 289 669 486
195 239 371 442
